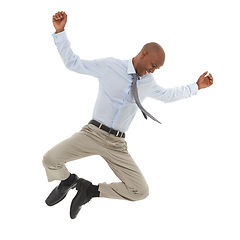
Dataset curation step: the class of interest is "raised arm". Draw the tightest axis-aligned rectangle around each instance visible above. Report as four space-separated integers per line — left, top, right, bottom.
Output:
52 11 109 78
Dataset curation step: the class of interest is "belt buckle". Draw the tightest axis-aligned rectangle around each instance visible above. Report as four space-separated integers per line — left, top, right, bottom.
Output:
116 131 123 138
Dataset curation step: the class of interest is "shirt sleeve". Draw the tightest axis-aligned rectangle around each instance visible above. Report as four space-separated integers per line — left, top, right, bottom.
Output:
52 31 108 78
149 80 198 103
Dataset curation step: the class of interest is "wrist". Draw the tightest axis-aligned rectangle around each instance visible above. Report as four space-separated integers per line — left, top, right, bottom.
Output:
196 82 200 90
55 28 65 34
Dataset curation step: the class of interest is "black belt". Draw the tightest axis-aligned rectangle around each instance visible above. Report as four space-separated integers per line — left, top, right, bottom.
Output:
89 120 125 138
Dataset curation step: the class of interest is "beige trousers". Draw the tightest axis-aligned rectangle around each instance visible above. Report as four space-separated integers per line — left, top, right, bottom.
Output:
42 123 149 201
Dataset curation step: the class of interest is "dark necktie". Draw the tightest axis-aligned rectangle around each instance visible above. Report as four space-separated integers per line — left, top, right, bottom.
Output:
132 73 161 124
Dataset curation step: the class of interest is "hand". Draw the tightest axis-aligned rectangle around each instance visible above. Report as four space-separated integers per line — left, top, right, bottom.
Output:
196 71 213 90
52 11 67 33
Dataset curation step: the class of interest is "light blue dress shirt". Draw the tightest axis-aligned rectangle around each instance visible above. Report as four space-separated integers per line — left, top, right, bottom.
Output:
52 31 198 133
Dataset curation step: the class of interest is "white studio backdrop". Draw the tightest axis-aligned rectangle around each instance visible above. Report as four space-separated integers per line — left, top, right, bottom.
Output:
0 0 239 239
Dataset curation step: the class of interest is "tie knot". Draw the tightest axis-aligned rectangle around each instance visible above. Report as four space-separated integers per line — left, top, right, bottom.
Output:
132 73 140 81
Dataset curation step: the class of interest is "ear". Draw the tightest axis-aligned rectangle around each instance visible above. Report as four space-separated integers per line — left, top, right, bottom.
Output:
140 51 148 59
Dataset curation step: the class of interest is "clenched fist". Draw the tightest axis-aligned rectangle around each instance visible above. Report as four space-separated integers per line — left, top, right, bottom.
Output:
53 11 67 33
197 71 213 90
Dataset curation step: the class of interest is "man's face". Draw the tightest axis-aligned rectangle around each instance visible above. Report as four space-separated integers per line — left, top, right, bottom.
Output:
136 51 165 77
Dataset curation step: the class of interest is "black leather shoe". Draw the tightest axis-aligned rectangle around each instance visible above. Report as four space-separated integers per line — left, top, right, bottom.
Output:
70 178 92 219
45 174 79 206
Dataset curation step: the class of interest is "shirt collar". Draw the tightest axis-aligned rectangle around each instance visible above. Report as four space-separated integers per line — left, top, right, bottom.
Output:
127 58 137 75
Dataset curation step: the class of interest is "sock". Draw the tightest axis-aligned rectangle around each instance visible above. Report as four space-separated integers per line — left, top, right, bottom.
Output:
86 184 100 198
60 173 75 186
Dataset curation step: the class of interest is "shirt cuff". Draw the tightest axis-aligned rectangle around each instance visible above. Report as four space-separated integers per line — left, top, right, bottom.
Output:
188 83 198 96
52 30 68 43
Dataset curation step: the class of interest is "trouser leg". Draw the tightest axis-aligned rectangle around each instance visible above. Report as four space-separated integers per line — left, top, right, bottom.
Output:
99 136 149 201
42 125 101 182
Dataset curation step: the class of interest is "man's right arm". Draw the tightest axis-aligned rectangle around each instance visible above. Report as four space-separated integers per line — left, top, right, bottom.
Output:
52 11 108 78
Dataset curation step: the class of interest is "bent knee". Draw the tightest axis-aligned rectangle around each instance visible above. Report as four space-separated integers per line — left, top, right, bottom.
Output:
137 184 149 200
130 183 149 201
42 151 58 168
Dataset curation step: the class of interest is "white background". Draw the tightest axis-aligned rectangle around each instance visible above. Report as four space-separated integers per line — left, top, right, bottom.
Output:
1 0 240 239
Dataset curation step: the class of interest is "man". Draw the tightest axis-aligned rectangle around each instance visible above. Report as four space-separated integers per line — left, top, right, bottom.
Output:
43 11 213 219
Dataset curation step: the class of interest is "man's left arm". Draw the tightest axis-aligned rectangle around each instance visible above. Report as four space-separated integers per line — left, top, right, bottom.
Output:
149 71 213 103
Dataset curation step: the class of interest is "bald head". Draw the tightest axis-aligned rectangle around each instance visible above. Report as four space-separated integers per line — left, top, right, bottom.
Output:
142 42 164 55
133 42 165 77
